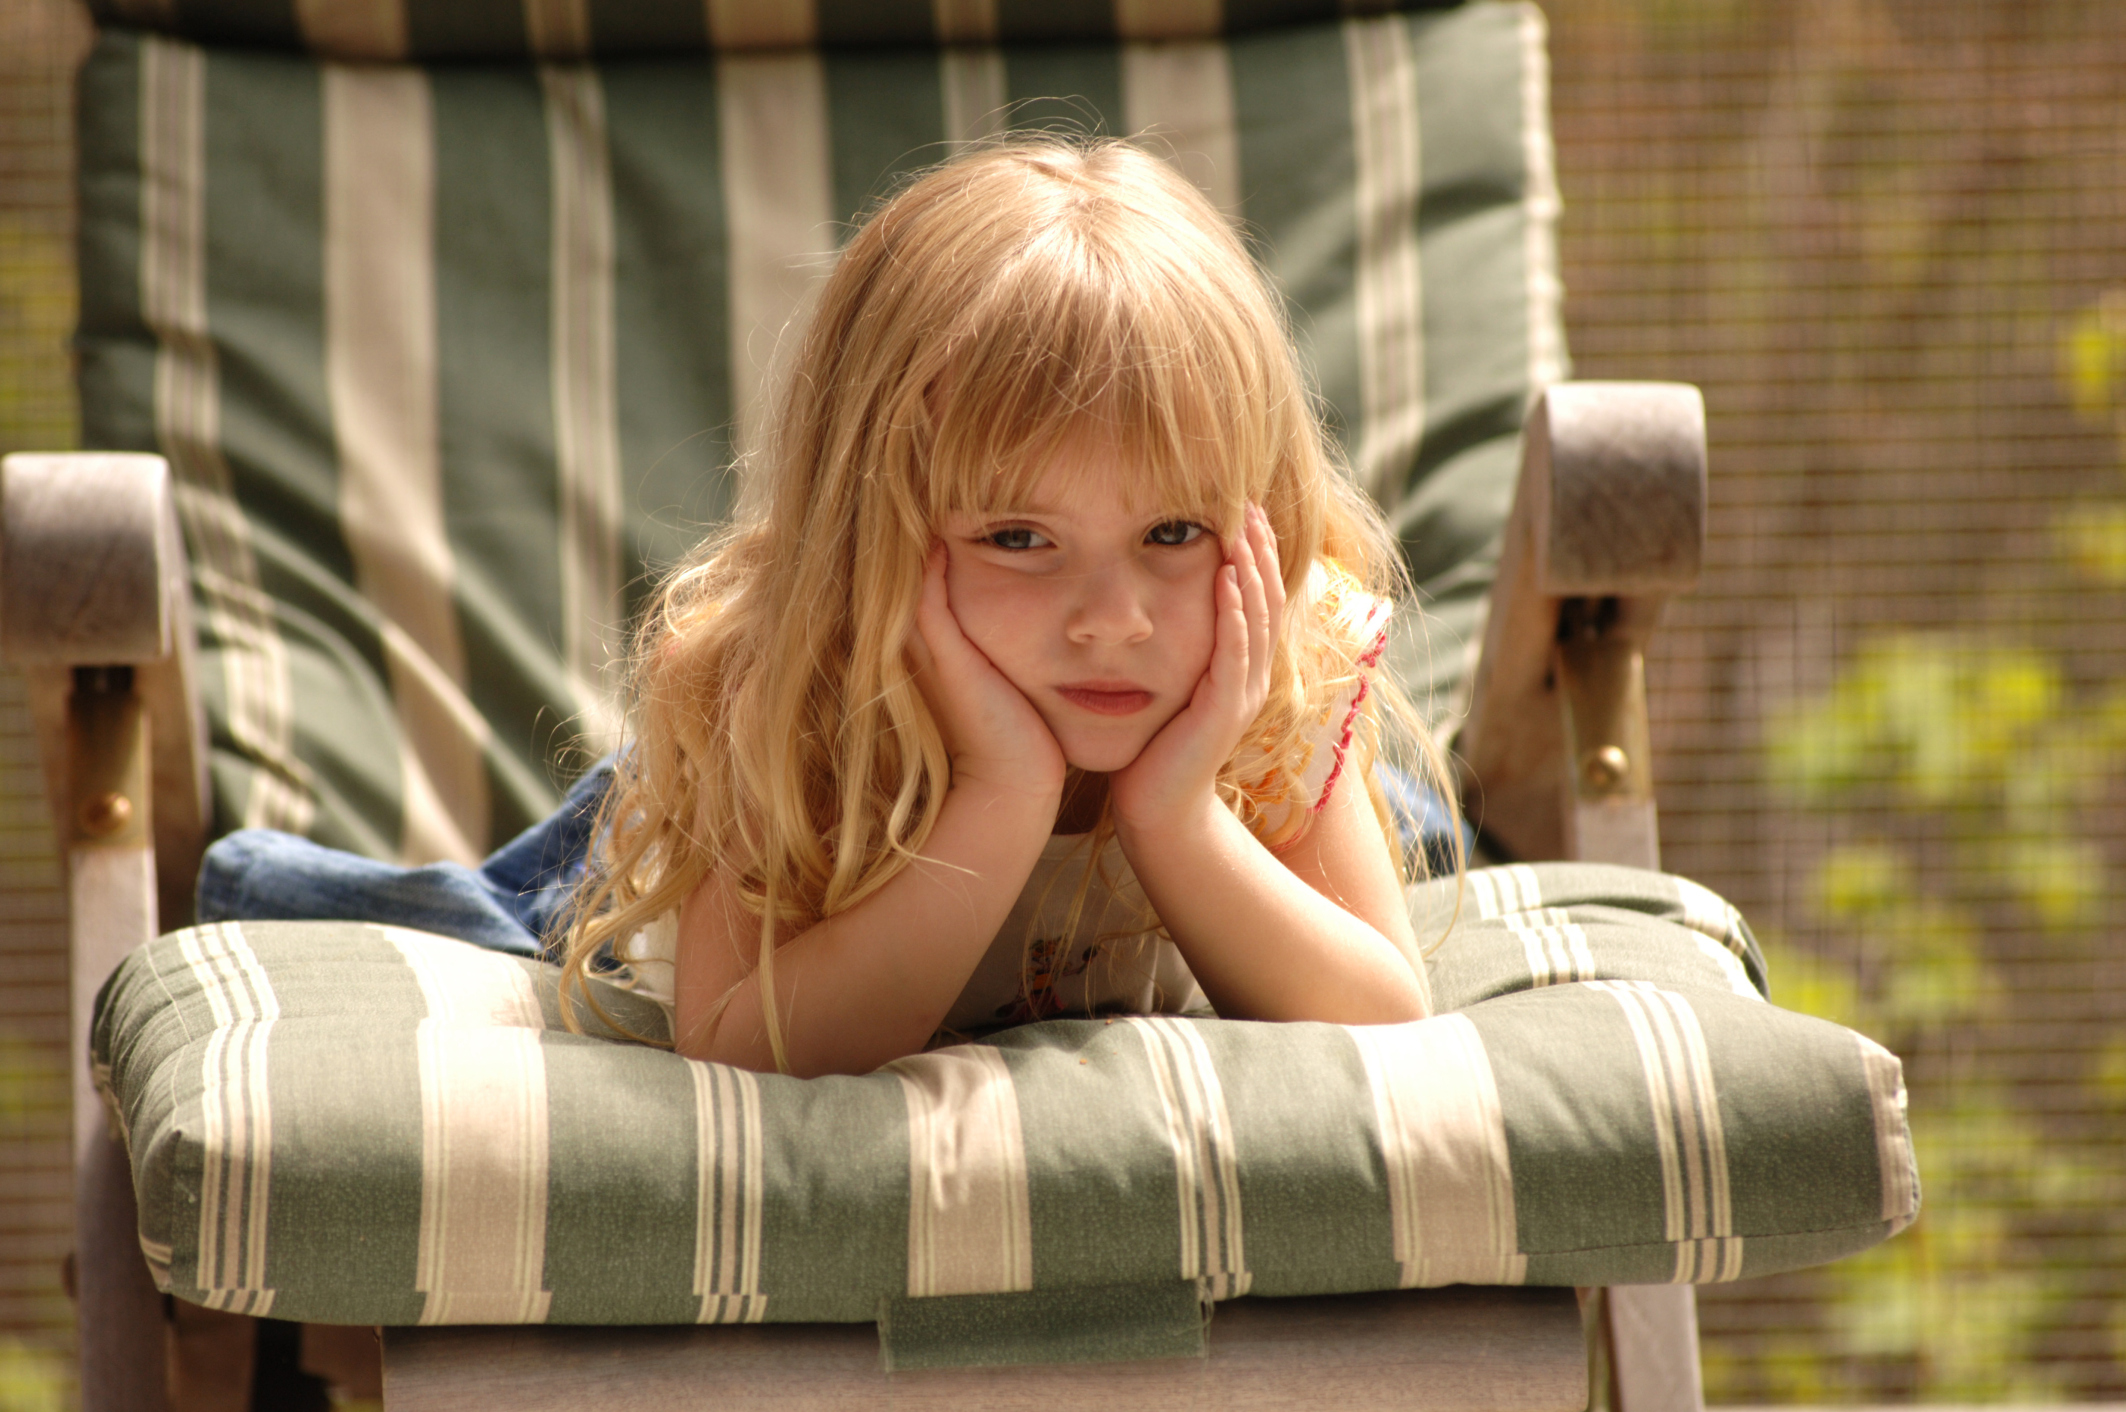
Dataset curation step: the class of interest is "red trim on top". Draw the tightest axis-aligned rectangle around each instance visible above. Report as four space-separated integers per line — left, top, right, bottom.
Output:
1309 626 1390 815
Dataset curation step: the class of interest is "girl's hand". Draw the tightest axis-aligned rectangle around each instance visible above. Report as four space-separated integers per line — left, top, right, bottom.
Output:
908 541 1068 800
1109 504 1286 832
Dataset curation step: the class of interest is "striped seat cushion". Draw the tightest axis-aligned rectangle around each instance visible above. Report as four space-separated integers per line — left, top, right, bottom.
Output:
94 864 1918 1333
76 2 1564 867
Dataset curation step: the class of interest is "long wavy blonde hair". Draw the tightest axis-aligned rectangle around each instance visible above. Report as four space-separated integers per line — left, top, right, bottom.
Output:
559 137 1458 1065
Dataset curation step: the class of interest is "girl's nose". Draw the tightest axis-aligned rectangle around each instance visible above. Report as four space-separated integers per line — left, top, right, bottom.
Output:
1065 565 1155 646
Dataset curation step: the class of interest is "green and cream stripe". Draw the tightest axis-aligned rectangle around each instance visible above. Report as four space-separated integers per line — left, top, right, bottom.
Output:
141 36 314 839
179 922 280 1315
716 50 834 464
1131 1016 1249 1300
104 0 1500 58
1672 876 1751 961
1348 1015 1525 1288
1121 40 1239 218
322 63 492 868
97 862 1916 1331
1857 1033 1919 1237
541 62 626 751
689 1059 768 1323
1505 906 1596 988
1469 863 1544 920
890 1045 1034 1299
1343 14 1426 509
93 7 1558 862
1671 876 1762 1001
393 931 554 1323
1589 980 1742 1284
941 48 1007 152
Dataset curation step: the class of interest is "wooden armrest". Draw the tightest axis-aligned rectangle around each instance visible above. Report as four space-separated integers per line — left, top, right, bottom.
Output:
3 450 209 1412
2 451 209 929
1453 385 1709 1412
1455 382 1706 868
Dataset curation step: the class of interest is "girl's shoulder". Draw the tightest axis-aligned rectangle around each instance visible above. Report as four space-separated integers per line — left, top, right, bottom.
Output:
1241 560 1392 848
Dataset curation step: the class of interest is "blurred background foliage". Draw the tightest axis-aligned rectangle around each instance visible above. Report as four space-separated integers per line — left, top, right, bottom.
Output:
1737 290 2126 1398
1552 0 2126 1399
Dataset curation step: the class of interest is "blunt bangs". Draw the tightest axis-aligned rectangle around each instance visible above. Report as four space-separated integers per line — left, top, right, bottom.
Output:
913 151 1291 534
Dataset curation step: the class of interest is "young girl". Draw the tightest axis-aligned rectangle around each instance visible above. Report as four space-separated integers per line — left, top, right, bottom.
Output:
561 137 1456 1077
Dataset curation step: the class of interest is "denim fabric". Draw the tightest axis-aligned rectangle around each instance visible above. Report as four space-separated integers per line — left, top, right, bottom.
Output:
196 756 616 958
1378 762 1477 877
196 754 1470 956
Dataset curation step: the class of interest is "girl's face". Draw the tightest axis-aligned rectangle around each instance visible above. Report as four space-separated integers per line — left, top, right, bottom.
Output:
939 437 1225 774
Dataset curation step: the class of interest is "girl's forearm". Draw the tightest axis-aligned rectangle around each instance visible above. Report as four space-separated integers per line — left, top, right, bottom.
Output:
1115 803 1428 1025
675 777 1057 1075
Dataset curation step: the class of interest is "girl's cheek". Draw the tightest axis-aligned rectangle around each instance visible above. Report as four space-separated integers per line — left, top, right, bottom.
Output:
945 560 1042 649
1156 574 1219 670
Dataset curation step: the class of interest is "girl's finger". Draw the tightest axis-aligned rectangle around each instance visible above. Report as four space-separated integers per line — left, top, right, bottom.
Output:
1252 505 1287 632
914 542 970 659
1212 562 1248 705
1238 507 1273 698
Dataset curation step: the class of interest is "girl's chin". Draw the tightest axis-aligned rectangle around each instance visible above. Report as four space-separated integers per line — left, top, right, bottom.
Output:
1061 747 1143 776
1047 705 1181 776
1057 731 1156 776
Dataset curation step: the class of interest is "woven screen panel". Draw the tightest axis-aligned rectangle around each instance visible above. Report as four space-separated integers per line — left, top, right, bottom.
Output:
88 0 1462 60
0 0 91 1400
1551 0 2126 1401
74 5 1563 867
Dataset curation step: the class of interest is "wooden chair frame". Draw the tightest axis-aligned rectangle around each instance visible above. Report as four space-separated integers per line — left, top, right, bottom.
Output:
2 379 1706 1411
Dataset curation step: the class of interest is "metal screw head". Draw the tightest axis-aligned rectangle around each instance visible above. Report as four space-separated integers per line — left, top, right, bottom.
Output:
1580 745 1630 792
79 791 133 837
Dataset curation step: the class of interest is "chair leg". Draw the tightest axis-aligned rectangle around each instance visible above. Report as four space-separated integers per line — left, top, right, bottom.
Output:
75 1127 172 1412
167 1305 257 1412
1607 1286 1705 1412
302 1324 385 1403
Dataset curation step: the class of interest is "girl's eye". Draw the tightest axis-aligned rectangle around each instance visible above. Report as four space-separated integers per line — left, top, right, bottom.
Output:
1145 521 1206 547
984 526 1050 551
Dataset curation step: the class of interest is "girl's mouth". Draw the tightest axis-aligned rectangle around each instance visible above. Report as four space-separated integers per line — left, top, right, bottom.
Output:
1056 683 1154 716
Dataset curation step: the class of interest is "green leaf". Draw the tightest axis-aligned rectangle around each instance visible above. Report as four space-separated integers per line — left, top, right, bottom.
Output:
1813 841 1914 921
2000 835 2106 931
2054 501 2126 588
0 1339 69 1412
2059 288 2126 425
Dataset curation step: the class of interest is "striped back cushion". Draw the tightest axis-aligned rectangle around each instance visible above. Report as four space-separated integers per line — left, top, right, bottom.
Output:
75 3 1567 864
88 0 1465 59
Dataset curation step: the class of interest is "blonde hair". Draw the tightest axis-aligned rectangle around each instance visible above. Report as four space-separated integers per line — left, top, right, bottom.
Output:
559 137 1459 1064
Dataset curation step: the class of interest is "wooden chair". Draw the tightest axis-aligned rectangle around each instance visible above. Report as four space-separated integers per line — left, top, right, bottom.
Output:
3 2 1711 1406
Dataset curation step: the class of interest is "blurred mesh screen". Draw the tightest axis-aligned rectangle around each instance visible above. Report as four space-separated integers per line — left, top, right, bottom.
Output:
0 0 87 1403
2 0 2123 1404
1550 0 2126 1401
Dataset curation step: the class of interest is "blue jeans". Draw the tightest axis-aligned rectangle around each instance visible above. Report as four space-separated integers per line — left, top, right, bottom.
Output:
197 756 615 957
196 755 1470 955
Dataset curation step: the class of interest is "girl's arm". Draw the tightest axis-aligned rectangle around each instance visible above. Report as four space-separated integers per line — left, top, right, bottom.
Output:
1114 758 1430 1024
673 773 1056 1074
672 546 1065 1075
1109 507 1431 1024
